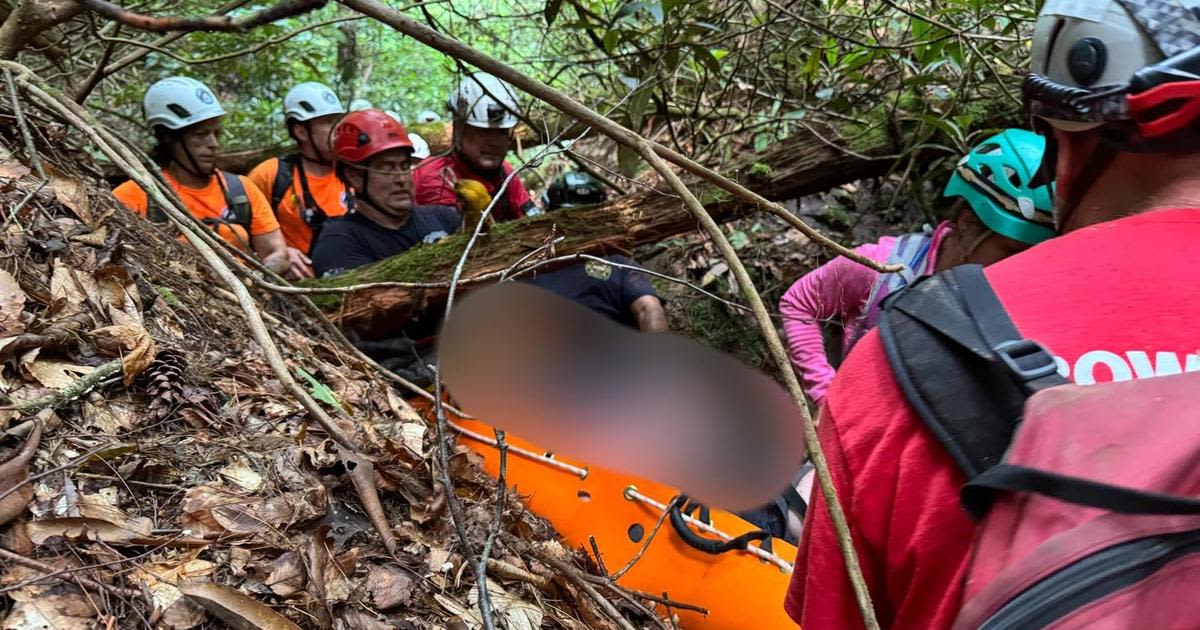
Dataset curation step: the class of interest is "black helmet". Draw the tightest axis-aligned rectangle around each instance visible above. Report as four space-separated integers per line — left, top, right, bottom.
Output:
543 170 608 211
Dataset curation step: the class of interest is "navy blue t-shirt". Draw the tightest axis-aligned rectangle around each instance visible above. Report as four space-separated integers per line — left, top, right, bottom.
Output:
525 255 658 328
311 205 460 277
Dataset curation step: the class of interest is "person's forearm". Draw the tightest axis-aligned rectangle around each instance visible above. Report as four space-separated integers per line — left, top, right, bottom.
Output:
252 232 290 275
631 296 669 332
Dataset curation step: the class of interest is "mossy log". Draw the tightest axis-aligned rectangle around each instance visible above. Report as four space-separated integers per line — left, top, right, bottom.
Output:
309 107 1020 335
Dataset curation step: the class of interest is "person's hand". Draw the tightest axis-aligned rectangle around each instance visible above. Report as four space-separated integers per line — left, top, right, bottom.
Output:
261 250 289 275
284 247 314 280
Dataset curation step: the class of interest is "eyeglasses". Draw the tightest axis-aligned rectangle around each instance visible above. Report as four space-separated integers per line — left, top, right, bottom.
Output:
356 161 412 175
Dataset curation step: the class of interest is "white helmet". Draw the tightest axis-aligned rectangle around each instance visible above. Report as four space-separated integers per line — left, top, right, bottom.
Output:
448 72 521 129
417 109 441 123
408 132 431 159
143 77 226 131
1026 0 1200 133
284 82 344 123
349 98 373 111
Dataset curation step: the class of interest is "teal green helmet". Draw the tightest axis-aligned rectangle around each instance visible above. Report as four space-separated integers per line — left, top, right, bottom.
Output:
942 128 1056 245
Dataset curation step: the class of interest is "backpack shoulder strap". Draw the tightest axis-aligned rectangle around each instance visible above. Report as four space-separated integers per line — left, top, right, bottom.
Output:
220 171 253 230
878 264 1068 481
270 155 296 212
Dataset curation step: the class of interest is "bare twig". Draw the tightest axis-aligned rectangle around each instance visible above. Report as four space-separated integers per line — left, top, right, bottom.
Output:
97 0 255 78
74 0 329 33
337 5 881 627
97 16 364 65
607 497 675 581
0 547 141 599
338 0 897 275
0 440 116 508
2 63 361 454
534 547 639 630
4 67 44 179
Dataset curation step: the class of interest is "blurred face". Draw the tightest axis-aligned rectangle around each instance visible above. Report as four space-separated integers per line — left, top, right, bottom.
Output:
172 118 222 173
293 113 339 162
457 124 512 172
359 148 414 216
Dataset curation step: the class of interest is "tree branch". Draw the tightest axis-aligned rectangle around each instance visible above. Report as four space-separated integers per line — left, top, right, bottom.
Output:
335 2 883 627
96 15 363 65
74 0 328 33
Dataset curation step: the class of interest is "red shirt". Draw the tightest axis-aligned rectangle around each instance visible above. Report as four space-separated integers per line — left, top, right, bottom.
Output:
788 208 1200 629
412 153 534 222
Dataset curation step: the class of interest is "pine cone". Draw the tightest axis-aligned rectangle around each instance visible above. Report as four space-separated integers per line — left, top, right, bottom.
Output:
145 348 187 420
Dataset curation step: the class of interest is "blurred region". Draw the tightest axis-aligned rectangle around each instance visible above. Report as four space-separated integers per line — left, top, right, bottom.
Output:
439 282 807 512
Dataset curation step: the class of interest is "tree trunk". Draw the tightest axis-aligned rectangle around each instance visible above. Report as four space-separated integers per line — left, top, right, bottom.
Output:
309 111 1022 335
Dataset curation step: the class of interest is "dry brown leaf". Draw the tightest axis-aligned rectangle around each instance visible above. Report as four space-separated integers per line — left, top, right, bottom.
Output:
49 260 94 315
433 593 483 629
181 483 325 536
335 609 392 630
69 226 108 247
427 547 452 574
179 581 303 630
1 590 96 630
132 553 215 630
219 457 265 493
93 324 157 385
0 423 41 526
95 265 142 325
22 358 92 389
366 564 415 611
29 515 152 544
0 161 30 181
265 551 305 597
81 399 139 433
468 579 544 630
0 269 25 335
48 173 91 225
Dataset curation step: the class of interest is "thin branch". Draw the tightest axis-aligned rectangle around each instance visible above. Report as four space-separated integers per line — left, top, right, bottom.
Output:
97 0 255 78
337 0 898 276
97 16 364 66
75 0 328 33
607 497 675 581
2 62 361 454
4 68 44 179
335 6 882 627
0 547 141 599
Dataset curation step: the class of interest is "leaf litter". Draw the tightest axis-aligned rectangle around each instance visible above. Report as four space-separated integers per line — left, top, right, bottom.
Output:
0 103 657 629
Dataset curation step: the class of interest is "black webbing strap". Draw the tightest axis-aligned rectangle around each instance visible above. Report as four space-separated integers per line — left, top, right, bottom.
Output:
963 464 1200 518
954 265 1068 396
879 265 1068 484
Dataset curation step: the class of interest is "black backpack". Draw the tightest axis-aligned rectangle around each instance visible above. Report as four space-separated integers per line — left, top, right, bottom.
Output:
148 170 253 238
878 264 1067 485
270 155 329 250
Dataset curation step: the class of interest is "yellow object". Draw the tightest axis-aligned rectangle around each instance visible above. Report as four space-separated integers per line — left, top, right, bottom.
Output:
443 410 799 629
454 179 494 230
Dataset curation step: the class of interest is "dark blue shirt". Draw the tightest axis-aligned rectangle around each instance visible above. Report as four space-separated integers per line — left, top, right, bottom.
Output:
311 205 460 277
525 255 658 328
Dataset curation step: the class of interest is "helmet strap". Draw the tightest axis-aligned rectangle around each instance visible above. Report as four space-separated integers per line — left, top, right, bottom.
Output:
1057 144 1119 231
176 139 213 179
960 227 995 260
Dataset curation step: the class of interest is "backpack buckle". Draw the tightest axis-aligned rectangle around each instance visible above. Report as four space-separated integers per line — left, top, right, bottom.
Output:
993 339 1059 382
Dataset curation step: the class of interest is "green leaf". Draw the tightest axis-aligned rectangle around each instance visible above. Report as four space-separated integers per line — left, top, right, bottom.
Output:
627 87 653 129
729 230 750 250
603 29 621 54
617 145 641 178
296 367 342 409
544 0 564 25
692 45 722 75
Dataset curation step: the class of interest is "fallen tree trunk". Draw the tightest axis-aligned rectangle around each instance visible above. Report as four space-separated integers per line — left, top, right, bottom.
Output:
311 107 1018 334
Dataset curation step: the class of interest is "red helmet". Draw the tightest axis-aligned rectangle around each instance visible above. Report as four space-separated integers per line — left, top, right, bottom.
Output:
331 109 413 165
